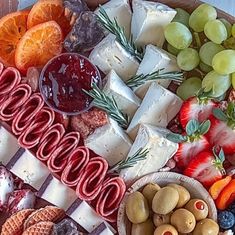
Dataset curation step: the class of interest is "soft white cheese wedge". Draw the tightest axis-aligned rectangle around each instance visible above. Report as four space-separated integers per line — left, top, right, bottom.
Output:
103 70 141 118
84 117 132 166
134 44 180 99
89 34 139 81
120 124 178 185
95 0 132 38
127 83 182 140
131 0 176 48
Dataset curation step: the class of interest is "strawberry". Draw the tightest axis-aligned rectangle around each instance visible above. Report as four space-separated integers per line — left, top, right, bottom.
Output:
167 119 211 169
207 102 235 154
184 147 225 187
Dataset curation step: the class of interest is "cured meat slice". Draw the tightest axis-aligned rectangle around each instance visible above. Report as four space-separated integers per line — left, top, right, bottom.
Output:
61 146 90 187
12 93 44 135
36 123 65 161
47 132 80 173
18 107 55 149
95 177 126 222
0 62 4 75
0 84 32 121
76 157 108 201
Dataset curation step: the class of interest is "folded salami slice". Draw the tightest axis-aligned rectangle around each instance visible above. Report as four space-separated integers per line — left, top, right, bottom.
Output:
61 146 90 187
95 177 126 222
0 84 32 121
18 107 55 149
36 123 65 161
0 62 3 75
12 93 44 135
76 157 108 201
47 132 80 173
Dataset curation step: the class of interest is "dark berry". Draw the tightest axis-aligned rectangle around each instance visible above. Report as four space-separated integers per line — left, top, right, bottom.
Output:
229 203 235 215
218 211 235 230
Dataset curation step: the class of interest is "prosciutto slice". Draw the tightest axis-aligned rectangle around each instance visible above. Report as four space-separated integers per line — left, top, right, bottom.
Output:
76 157 108 201
47 132 80 173
36 123 65 161
12 93 44 135
95 177 126 222
18 107 55 149
0 84 32 121
61 146 90 187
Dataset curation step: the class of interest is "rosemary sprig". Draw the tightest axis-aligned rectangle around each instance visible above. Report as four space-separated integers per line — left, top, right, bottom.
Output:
83 83 129 129
125 69 184 89
97 6 143 61
108 147 149 174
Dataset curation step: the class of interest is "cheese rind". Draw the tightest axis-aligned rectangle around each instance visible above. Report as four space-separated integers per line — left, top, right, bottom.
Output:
131 0 176 48
89 34 139 81
120 124 178 185
127 83 182 140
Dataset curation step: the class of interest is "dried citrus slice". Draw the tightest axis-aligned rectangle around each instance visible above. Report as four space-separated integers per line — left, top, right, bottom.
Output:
0 11 29 67
27 0 71 37
15 21 63 74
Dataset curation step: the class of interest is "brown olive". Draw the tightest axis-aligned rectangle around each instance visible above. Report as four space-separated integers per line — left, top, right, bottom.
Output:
142 183 161 206
193 218 219 235
131 218 155 235
153 212 172 227
154 224 178 235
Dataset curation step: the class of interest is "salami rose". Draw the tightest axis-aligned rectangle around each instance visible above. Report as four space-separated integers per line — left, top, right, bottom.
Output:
18 107 55 149
11 93 44 135
61 146 90 187
76 157 108 201
47 132 80 173
95 177 126 222
36 123 65 161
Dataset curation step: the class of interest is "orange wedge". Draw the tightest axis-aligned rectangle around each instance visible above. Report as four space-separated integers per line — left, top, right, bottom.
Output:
27 0 71 37
15 21 63 74
0 11 29 67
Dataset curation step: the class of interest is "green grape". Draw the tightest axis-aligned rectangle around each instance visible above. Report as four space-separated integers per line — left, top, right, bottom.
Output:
232 72 235 89
199 62 213 73
204 20 227 44
212 50 235 75
219 18 232 38
172 8 190 27
189 4 217 32
164 22 192 50
199 42 224 66
167 43 181 56
232 24 235 37
202 70 231 97
177 48 200 71
177 77 202 100
223 37 235 50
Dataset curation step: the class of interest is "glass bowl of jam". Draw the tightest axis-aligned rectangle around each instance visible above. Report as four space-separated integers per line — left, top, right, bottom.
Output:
39 53 101 115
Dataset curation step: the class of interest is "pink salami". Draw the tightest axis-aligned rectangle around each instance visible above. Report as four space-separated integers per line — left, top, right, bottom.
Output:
95 177 126 222
47 132 80 173
18 107 55 149
76 157 108 201
0 84 32 121
0 63 3 75
61 146 90 187
36 123 65 161
11 93 44 135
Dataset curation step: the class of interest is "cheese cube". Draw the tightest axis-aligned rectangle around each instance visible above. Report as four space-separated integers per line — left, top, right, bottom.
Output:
120 124 178 185
131 0 176 48
127 83 182 140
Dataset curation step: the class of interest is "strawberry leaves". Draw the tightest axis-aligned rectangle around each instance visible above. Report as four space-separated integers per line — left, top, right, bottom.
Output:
186 119 199 136
212 147 226 175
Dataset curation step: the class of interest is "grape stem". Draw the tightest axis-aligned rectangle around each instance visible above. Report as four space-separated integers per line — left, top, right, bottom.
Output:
194 32 201 48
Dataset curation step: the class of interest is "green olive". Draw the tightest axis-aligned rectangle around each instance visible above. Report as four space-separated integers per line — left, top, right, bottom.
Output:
193 219 219 235
154 224 178 235
185 199 208 221
126 191 149 224
142 183 161 206
153 212 172 227
131 218 155 235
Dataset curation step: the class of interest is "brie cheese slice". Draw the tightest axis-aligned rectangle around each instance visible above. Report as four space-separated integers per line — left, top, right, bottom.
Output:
95 0 132 38
131 0 176 48
103 70 141 118
120 124 178 185
84 117 132 166
134 45 180 99
127 83 182 140
89 34 139 81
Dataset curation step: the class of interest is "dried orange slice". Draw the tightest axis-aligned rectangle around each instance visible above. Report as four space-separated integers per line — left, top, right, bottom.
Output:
15 21 63 74
27 0 71 37
0 11 29 67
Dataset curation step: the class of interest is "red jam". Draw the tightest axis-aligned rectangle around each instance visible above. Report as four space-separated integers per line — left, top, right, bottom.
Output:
195 201 205 210
39 53 100 115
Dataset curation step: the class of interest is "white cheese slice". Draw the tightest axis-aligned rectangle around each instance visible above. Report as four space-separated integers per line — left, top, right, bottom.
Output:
134 44 180 99
103 70 141 118
89 34 139 81
127 83 182 140
95 0 132 38
131 0 176 48
120 124 178 185
0 127 20 165
84 117 132 166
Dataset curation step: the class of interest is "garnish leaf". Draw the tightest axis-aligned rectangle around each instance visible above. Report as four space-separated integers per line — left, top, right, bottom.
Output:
166 133 187 143
186 119 200 136
226 102 235 119
198 120 211 135
212 146 226 174
213 108 228 122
